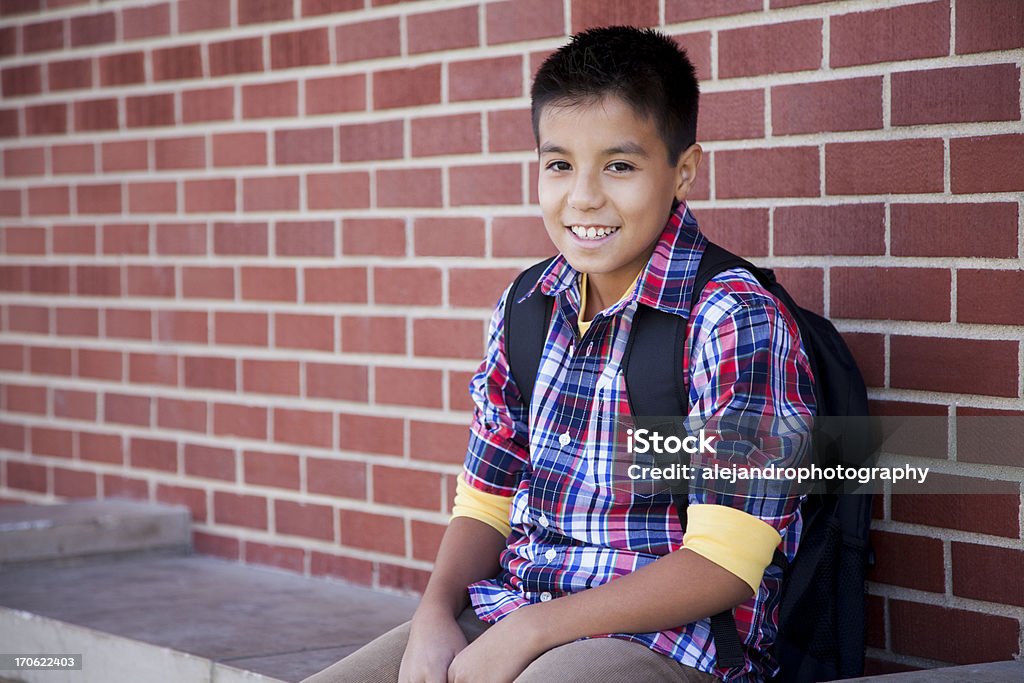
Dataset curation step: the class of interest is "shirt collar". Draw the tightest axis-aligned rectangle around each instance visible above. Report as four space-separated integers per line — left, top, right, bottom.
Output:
520 202 707 320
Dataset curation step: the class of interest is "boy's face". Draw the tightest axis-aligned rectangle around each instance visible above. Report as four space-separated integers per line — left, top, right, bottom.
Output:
537 95 701 297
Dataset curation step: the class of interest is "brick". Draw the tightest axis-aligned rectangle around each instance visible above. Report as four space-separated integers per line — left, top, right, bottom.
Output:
409 420 470 465
951 134 1024 193
716 147 819 199
247 542 304 573
99 52 145 87
104 393 150 426
0 26 13 57
306 457 364 501
720 20 821 78
243 82 297 119
70 267 113 296
413 217 485 257
245 450 300 489
775 204 884 257
183 267 234 300
699 90 764 142
338 413 403 456
411 114 481 158
185 178 236 213
832 267 950 322
48 59 91 91
956 407 1024 467
155 484 205 521
77 184 122 215
212 132 266 168
448 268 518 309
30 346 72 376
5 227 44 253
826 140 944 195
182 87 234 123
832 2 949 67
23 19 64 53
667 0 759 21
271 28 329 69
55 468 98 498
192 532 239 560
76 349 122 381
9 306 48 333
952 542 1024 608
103 224 149 257
127 265 175 297
373 65 441 110
868 531 944 592
33 427 73 457
53 388 96 420
28 265 70 294
4 147 44 177
57 308 99 337
958 270 1024 325
373 465 442 511
303 267 367 303
378 563 430 593
486 0 562 44
241 266 296 302
306 363 369 403
0 191 22 218
27 103 68 135
52 144 94 174
890 336 1018 398
102 140 147 172
213 403 267 440
340 316 406 355
450 164 522 206
238 0 292 24
243 176 299 211
0 420 25 450
123 3 170 40
893 65 1020 126
184 443 235 481
492 216 554 258
334 17 400 62
570 0 657 31
53 225 95 254
152 45 202 82
126 93 175 128
156 310 207 344
178 0 231 33
209 37 264 77
339 509 404 555
184 356 236 391
449 56 523 102
155 136 205 170
408 6 478 54
337 120 402 163
377 168 442 208
275 128 333 165
274 407 333 448
841 333 884 388
891 202 1017 258
0 108 19 138
310 552 372 585
0 0 39 14
6 462 47 494
303 0 362 15
274 312 334 351
106 308 151 340
414 319 484 360
2 65 42 97
275 221 334 257
305 74 365 116
276 501 333 544
889 600 1018 665
376 367 443 408
956 0 1024 53
213 491 267 530
411 520 446 562
374 267 442 306
128 182 177 214
70 12 115 47
487 109 534 153
215 311 267 347
772 78 882 135
156 398 206 433
4 384 46 414
213 221 268 256
696 206 770 258
306 172 370 210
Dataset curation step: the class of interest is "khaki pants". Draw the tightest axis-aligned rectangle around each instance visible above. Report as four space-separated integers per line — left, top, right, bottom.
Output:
301 608 718 683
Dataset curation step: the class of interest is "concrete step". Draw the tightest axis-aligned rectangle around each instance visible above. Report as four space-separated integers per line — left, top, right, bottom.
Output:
0 500 191 564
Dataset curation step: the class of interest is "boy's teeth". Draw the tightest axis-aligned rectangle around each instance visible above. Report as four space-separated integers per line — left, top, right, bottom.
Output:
570 225 619 240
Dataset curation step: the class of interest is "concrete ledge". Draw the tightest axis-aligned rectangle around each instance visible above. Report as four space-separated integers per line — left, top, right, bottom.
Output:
848 660 1024 682
0 501 191 564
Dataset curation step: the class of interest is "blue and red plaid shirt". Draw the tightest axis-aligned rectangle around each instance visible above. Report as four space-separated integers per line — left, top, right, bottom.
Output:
462 203 817 681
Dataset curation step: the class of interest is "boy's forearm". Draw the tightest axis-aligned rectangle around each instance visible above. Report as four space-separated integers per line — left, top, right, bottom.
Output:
416 516 506 619
516 547 751 650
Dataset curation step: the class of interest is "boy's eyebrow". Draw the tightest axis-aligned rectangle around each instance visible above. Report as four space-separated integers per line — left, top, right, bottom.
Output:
538 141 650 157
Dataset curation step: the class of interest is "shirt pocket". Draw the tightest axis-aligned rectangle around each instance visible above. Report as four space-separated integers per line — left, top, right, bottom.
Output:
588 367 649 504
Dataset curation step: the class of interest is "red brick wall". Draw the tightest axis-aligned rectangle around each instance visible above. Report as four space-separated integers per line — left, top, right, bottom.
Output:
1 0 1022 673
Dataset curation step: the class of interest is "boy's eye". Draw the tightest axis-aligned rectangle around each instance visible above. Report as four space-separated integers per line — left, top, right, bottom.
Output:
607 161 636 173
545 160 572 172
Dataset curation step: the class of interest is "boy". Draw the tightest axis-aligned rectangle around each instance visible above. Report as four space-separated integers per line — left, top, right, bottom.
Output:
304 26 815 683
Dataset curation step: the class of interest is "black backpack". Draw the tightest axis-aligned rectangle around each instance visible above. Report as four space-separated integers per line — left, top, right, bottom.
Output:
504 242 875 682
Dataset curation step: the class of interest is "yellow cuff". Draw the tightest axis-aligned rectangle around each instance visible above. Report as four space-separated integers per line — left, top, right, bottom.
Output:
683 504 782 594
451 472 513 538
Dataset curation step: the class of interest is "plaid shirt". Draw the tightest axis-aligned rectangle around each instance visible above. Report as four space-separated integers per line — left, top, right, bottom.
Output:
463 203 816 681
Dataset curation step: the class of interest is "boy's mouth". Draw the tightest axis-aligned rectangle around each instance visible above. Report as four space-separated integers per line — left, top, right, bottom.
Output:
568 225 620 240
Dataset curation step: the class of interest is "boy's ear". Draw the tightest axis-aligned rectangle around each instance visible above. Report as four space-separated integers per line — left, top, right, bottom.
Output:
673 144 703 202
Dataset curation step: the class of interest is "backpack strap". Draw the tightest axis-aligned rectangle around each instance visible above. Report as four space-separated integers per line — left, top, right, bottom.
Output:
504 257 556 409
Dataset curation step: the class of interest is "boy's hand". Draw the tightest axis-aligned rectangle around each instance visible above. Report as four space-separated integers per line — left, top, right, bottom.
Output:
399 608 468 683
447 608 544 683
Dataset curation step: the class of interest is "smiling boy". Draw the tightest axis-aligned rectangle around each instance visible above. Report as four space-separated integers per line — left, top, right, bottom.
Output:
302 26 815 683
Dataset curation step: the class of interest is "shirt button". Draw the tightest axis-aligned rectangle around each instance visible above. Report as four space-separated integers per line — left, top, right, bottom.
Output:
538 514 549 527
544 549 557 561
539 591 552 602
558 431 571 446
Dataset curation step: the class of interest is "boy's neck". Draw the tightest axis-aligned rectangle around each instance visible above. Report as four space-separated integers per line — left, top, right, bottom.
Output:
582 268 643 321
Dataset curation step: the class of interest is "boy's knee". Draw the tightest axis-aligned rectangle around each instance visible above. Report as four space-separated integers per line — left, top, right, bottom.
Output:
515 638 708 683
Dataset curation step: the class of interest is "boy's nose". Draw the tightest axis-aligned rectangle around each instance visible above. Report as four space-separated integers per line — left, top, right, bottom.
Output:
567 174 604 211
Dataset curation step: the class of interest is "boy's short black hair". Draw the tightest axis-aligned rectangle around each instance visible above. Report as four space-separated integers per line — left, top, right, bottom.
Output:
531 26 699 165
